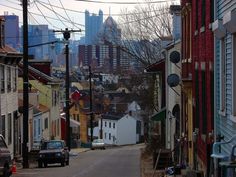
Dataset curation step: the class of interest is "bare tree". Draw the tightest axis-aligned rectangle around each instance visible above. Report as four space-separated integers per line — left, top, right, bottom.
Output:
118 1 173 66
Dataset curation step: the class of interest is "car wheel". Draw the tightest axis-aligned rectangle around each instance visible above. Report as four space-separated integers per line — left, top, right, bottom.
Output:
66 159 69 165
61 161 65 167
38 161 42 168
44 162 47 168
3 165 10 177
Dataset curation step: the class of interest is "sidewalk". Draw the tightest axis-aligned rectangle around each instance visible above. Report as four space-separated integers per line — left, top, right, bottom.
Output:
15 147 90 169
69 147 90 156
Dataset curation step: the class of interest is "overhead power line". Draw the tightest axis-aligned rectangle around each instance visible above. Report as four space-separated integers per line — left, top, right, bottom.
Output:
33 0 61 29
35 0 82 30
46 0 68 27
0 3 85 28
36 0 168 16
76 0 177 4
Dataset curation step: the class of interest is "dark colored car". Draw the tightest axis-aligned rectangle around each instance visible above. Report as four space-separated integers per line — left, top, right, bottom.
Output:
38 140 69 168
0 134 12 177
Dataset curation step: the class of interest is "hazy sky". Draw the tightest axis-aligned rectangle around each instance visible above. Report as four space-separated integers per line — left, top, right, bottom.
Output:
0 0 179 40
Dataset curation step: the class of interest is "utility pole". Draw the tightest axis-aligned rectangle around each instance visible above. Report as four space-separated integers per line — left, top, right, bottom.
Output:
22 0 29 168
89 66 93 142
53 28 81 150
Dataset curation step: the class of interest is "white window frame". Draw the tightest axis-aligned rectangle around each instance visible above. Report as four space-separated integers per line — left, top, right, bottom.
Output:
7 66 11 92
231 33 236 121
0 65 5 93
12 68 17 92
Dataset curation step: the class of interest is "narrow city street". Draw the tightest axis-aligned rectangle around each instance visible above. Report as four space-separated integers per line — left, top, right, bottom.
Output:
13 144 142 177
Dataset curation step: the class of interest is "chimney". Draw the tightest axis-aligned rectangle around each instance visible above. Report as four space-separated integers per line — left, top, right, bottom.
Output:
169 5 181 40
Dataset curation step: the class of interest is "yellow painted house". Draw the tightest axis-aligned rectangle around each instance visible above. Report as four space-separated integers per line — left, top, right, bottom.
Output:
18 61 63 141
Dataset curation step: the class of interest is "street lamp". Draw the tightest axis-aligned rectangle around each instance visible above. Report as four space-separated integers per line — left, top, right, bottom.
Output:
53 28 81 150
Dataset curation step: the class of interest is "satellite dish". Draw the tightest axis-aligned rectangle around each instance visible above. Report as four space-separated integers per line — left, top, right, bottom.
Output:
167 74 180 87
170 51 180 63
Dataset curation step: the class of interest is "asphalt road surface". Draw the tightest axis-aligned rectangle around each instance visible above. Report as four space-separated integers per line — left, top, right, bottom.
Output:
13 144 142 177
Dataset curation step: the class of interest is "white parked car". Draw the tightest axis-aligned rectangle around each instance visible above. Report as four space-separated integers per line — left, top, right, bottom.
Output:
91 139 105 150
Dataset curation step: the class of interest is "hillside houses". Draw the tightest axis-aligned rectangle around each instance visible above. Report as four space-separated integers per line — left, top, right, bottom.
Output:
3 2 236 176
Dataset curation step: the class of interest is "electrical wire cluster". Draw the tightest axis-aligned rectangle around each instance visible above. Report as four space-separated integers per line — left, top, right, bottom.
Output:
1 0 178 40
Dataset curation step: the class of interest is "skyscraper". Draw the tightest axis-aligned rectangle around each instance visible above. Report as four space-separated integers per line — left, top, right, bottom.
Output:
27 25 49 59
85 10 103 45
1 13 20 51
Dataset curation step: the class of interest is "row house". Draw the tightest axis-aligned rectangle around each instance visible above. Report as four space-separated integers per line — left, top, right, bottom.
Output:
18 60 63 146
18 90 50 150
181 0 193 170
144 4 181 163
211 1 236 176
181 0 214 175
0 17 22 157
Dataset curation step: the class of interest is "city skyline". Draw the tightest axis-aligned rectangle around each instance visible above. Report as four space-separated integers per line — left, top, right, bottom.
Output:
0 0 179 40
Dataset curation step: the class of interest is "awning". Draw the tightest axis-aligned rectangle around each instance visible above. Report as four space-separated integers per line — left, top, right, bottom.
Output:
151 108 166 121
144 59 165 73
61 117 80 127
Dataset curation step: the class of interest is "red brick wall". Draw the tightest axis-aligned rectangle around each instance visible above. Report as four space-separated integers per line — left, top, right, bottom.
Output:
191 0 214 169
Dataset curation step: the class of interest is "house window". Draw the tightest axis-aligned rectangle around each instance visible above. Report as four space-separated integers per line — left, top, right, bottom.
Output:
220 39 226 112
201 62 207 134
113 123 115 129
105 121 107 127
195 0 198 30
109 133 111 140
201 0 206 27
232 34 236 116
57 119 59 136
210 0 214 23
12 68 17 91
0 115 5 138
0 65 5 93
8 113 12 145
44 118 48 129
7 67 11 92
109 122 111 128
195 63 200 128
75 103 78 111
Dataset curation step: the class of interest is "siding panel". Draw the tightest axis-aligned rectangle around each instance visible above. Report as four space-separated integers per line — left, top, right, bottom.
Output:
215 1 236 157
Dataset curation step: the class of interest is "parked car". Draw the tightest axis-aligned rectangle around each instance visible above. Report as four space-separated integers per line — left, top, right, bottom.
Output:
91 139 105 150
38 140 69 168
0 134 12 177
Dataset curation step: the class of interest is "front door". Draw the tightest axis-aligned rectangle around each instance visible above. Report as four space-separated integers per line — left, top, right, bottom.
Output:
33 116 41 148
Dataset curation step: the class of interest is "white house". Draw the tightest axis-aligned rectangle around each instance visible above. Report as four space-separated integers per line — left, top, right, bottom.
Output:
98 113 138 146
0 17 22 158
100 73 119 84
127 101 144 142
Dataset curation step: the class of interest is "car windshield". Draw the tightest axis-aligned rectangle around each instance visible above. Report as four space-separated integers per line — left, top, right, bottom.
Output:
41 141 63 150
94 139 103 143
